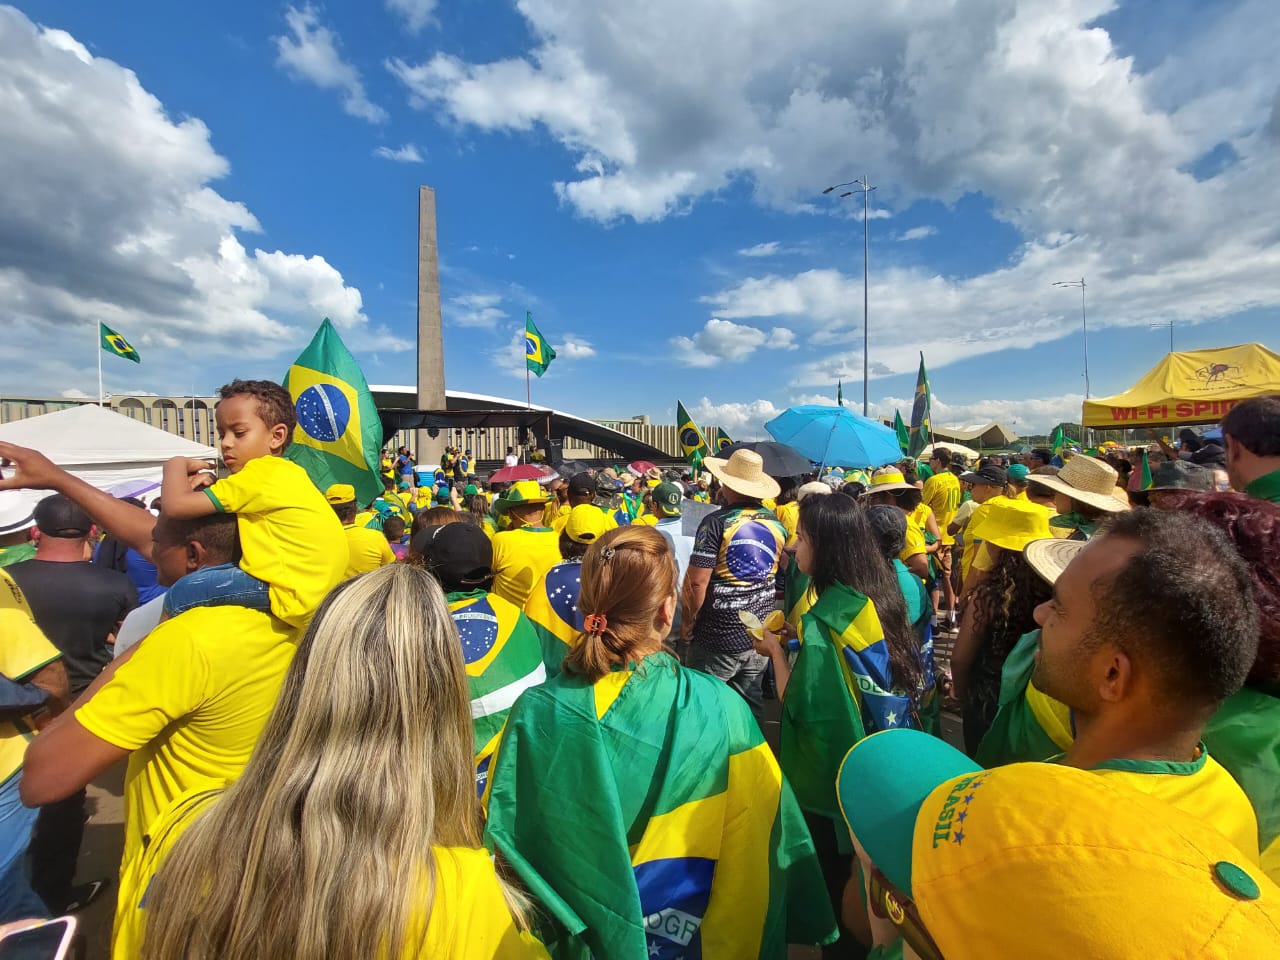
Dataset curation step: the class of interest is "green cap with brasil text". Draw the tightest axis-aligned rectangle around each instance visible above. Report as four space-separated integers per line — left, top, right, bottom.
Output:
837 729 1280 959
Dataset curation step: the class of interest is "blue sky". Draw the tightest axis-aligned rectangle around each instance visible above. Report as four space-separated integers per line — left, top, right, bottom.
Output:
1 0 1277 436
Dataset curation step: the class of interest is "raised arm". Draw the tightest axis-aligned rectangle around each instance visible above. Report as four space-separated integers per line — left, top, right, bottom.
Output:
159 456 220 519
0 441 158 559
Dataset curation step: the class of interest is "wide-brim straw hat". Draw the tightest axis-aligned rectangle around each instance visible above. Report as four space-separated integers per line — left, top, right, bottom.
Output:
969 498 1054 553
1025 538 1085 585
703 450 781 500
1027 455 1128 514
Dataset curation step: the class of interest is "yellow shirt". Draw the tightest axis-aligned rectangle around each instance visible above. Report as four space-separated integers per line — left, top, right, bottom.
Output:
205 456 347 627
343 524 395 578
113 791 549 960
76 605 297 873
906 502 935 536
921 471 961 545
961 496 1011 581
490 527 563 608
1090 753 1261 865
777 500 800 545
0 572 61 783
899 522 927 566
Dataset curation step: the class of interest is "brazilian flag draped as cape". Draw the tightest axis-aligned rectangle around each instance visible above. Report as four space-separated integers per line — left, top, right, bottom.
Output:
782 581 917 823
283 318 383 506
978 630 1280 883
484 653 837 958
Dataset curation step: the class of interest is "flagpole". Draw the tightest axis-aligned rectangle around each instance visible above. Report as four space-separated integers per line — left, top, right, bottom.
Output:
96 321 104 407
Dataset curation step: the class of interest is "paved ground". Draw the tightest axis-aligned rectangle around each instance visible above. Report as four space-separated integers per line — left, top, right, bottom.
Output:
69 629 963 958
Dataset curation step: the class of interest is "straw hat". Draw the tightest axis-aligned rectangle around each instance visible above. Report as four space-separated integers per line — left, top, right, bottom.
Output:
796 480 832 502
968 498 1053 553
866 467 917 494
703 450 781 500
1025 538 1085 585
1027 455 1128 514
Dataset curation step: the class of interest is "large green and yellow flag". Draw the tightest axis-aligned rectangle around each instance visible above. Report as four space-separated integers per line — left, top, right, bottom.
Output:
484 653 838 958
525 312 556 378
893 409 910 454
283 318 383 506
907 352 932 458
100 322 140 363
715 429 734 453
676 400 709 470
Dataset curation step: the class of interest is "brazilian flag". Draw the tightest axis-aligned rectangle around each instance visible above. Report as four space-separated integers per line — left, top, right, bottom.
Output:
676 400 709 470
525 312 556 378
907 352 932 458
283 318 383 507
100 322 140 363
484 653 838 957
716 429 734 452
893 409 910 454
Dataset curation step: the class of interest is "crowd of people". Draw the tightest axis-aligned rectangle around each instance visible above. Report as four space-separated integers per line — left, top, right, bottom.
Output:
0 379 1278 958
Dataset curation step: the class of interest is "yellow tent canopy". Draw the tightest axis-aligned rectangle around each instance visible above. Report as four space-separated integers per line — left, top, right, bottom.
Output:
1083 342 1280 429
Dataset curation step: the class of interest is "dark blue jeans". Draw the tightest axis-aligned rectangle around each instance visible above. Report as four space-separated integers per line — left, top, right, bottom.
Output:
162 563 270 617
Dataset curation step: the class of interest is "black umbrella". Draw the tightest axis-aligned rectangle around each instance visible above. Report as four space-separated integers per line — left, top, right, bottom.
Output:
715 440 813 479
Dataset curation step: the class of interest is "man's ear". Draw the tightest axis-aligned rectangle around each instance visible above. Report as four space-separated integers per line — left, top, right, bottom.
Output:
186 538 206 573
1096 646 1134 704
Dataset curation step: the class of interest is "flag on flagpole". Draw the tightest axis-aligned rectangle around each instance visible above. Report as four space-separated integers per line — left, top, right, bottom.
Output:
677 400 710 470
1140 448 1154 489
893 409 910 454
283 318 384 507
906 353 932 458
716 429 734 452
525 312 556 378
100 322 141 363
837 380 844 407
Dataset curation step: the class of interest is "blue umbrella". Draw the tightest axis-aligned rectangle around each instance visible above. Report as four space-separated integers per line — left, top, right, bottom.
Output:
765 405 903 469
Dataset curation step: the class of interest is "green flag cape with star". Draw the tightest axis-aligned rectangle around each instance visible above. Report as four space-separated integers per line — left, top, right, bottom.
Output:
676 400 710 470
483 653 837 958
283 318 383 506
894 409 910 454
100 322 141 363
906 353 932 458
525 312 557 378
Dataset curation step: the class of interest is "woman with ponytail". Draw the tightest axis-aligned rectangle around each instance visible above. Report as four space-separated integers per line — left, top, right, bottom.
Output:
484 526 836 959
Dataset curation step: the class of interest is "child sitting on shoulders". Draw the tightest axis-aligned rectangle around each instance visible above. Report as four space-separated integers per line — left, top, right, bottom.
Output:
159 379 347 628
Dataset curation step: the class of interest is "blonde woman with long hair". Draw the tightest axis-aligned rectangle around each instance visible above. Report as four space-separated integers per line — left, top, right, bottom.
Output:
114 564 547 959
483 526 836 959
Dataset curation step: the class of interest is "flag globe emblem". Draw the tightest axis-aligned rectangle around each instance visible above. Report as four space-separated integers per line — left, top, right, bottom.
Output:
525 334 538 359
725 521 780 580
455 598 499 665
296 384 351 443
680 427 702 449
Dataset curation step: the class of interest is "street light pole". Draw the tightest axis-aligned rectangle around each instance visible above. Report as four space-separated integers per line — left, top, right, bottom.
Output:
1150 320 1174 353
1053 277 1090 399
824 177 876 415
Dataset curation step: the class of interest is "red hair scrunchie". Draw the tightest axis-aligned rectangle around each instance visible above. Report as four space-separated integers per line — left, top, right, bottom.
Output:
583 613 608 635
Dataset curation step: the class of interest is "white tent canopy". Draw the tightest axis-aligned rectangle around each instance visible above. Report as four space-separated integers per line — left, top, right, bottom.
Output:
0 404 217 499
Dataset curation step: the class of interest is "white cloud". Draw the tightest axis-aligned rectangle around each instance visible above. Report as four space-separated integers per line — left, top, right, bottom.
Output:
275 5 387 123
738 241 781 258
766 327 798 350
688 397 783 440
60 388 91 399
870 392 1086 437
373 143 425 163
558 335 597 359
0 7 378 395
393 0 1280 372
385 0 437 33
670 318 768 367
447 293 506 328
897 225 937 241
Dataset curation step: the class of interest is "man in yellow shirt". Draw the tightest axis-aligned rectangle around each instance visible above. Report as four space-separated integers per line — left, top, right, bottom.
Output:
956 463 1011 590
489 481 561 607
921 447 961 626
19 511 298 933
326 484 394 578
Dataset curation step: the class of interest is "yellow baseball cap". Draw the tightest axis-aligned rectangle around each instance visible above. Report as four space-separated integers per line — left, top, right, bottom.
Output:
324 483 356 505
838 730 1280 958
966 497 1052 553
565 504 608 544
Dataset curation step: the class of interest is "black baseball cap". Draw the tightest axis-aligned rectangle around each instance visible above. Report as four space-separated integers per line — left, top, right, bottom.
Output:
33 494 93 538
960 464 1008 487
414 522 493 589
567 473 595 496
